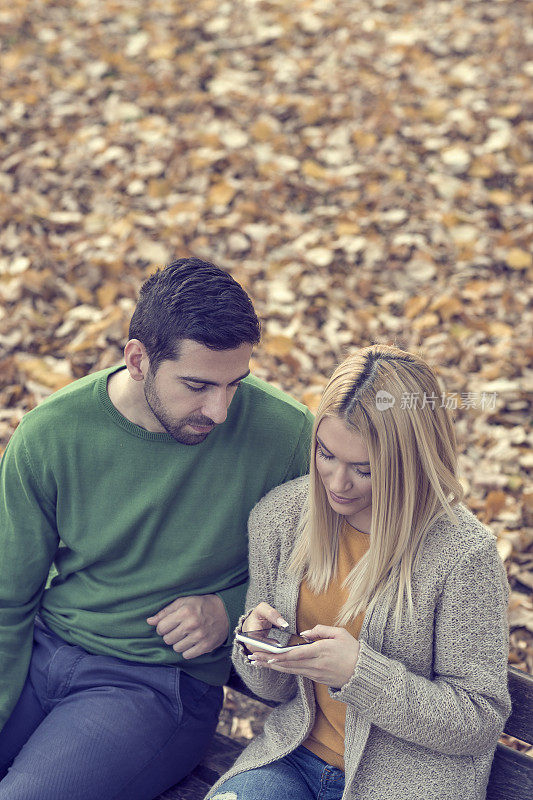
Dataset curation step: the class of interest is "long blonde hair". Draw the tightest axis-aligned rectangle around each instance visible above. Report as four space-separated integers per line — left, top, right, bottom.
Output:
289 345 463 627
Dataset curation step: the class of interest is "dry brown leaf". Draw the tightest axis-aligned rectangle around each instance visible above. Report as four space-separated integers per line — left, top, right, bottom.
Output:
263 336 294 358
14 357 73 392
430 296 463 321
496 538 513 562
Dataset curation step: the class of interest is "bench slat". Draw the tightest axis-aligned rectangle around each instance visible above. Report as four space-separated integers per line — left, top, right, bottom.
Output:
505 666 533 743
157 772 212 800
160 733 244 800
486 742 533 800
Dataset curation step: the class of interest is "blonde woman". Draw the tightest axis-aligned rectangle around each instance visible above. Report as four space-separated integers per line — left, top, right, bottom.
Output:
207 345 511 800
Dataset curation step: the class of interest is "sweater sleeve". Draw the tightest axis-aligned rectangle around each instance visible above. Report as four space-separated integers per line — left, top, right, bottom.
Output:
0 427 59 732
215 580 248 647
331 536 511 756
283 410 313 482
230 500 299 704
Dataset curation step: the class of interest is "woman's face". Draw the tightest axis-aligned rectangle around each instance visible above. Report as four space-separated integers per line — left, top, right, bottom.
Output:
315 417 373 533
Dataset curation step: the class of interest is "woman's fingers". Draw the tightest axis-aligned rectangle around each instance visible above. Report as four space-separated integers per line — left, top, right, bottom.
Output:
249 628 361 688
242 602 289 633
299 624 342 640
251 640 320 664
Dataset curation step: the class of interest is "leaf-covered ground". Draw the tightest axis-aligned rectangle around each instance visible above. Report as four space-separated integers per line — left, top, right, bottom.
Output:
0 0 531 743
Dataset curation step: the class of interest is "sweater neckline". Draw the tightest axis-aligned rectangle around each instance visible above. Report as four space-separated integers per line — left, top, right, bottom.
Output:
97 366 192 443
343 518 371 536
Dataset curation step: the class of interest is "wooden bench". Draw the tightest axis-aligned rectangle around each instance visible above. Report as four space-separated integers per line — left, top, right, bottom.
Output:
158 666 533 800
487 666 533 800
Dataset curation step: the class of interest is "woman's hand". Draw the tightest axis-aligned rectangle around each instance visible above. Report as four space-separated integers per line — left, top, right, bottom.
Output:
248 625 361 689
241 602 289 634
239 602 290 654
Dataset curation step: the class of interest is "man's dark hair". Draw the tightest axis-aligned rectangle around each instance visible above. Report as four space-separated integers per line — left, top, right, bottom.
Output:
129 258 261 370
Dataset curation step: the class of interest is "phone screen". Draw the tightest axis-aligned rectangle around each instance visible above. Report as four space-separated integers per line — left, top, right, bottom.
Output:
241 629 310 649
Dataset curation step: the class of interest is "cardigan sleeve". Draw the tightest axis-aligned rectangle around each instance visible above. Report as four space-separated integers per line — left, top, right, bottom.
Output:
231 495 299 704
330 536 511 756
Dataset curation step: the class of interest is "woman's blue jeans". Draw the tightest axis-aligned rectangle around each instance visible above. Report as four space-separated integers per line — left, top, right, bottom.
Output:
211 745 345 800
0 617 223 800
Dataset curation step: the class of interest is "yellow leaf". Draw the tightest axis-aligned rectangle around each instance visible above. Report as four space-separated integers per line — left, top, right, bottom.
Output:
421 98 449 123
505 248 532 270
411 313 439 331
506 476 523 491
462 280 493 299
488 321 513 339
496 104 522 119
110 218 134 238
208 183 236 207
166 200 199 218
390 168 407 182
488 190 513 205
250 118 278 141
302 160 328 180
352 130 377 149
299 99 326 124
404 296 429 319
335 221 361 236
1 49 25 70
97 283 120 308
430 295 463 321
479 363 503 380
64 73 88 91
148 179 171 198
468 157 496 178
148 42 176 59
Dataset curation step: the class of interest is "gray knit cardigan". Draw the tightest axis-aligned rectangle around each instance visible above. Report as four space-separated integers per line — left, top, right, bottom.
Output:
207 476 511 800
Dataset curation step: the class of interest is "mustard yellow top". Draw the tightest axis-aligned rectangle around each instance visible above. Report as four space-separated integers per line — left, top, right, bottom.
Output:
297 519 370 769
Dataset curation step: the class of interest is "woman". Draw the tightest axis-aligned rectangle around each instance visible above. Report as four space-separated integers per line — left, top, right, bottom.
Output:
208 345 511 800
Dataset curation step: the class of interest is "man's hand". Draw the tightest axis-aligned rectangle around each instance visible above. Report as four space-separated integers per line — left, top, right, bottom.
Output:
147 594 229 659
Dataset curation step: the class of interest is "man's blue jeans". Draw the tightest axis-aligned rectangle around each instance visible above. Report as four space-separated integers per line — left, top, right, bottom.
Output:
211 744 345 800
0 617 223 800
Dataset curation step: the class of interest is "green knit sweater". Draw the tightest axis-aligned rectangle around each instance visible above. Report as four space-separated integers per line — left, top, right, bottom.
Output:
0 367 313 732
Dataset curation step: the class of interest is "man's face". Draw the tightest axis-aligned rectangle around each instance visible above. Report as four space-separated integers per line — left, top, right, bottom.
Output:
143 339 253 445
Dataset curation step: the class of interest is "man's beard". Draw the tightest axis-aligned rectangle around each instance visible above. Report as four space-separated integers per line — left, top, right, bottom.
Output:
144 371 215 445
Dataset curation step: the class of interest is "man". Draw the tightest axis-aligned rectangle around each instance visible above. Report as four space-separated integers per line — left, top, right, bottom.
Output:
0 258 314 800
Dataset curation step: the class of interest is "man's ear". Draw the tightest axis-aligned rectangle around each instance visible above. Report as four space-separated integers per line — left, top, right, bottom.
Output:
124 339 149 381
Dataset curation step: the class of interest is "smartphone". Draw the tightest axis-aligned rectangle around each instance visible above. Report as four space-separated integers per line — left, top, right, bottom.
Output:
235 627 312 653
